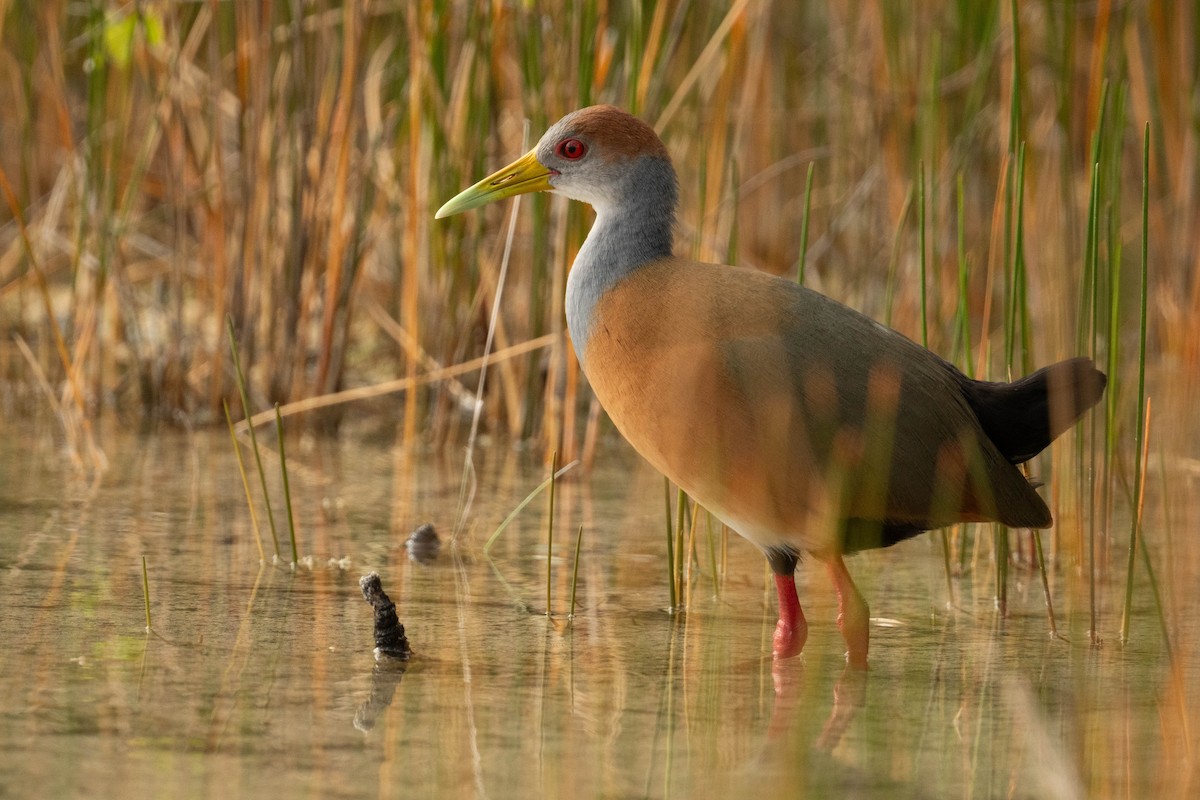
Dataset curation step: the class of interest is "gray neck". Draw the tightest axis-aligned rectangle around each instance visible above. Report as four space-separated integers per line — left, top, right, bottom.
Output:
564 156 678 354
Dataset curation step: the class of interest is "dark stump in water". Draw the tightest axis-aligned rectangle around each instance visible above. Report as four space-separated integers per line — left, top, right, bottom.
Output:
359 572 411 661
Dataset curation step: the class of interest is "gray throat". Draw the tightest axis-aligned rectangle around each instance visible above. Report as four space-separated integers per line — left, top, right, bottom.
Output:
564 156 678 356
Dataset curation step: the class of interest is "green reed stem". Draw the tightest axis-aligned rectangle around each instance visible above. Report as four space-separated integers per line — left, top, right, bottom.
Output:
940 530 954 608
546 450 558 617
918 160 929 348
883 185 914 328
1131 420 1173 661
1033 531 1059 637
921 163 958 607
675 488 688 610
693 151 707 260
1121 124 1151 644
1016 147 1032 374
275 404 299 565
483 460 578 554
227 318 281 560
1104 226 1122 548
955 172 972 376
664 477 677 611
223 400 266 562
1077 82 1108 356
1083 160 1101 644
1007 0 1023 149
796 161 815 286
995 525 1008 616
1140 527 1174 664
727 159 740 265
1124 396 1173 661
1005 143 1029 374
141 555 151 632
1006 136 1052 632
569 524 584 619
705 512 720 599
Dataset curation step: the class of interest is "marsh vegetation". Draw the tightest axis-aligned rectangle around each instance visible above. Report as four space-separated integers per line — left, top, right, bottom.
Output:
0 2 1197 797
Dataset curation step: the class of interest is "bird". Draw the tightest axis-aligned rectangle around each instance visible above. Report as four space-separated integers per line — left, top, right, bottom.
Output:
436 105 1106 667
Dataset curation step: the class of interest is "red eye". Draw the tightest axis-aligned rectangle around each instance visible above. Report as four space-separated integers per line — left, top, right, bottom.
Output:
556 138 587 160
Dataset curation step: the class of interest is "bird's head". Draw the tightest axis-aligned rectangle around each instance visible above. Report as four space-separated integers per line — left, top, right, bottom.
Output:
435 105 672 218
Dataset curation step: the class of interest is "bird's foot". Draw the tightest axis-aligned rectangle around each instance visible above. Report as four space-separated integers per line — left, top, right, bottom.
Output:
826 555 869 669
772 618 808 660
771 573 808 660
836 608 869 669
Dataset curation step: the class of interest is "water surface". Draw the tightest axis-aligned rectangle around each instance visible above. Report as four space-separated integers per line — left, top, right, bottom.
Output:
0 420 1191 798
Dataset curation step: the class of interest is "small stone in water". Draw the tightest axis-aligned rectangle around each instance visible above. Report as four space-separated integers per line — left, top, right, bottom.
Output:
406 522 440 565
359 572 411 661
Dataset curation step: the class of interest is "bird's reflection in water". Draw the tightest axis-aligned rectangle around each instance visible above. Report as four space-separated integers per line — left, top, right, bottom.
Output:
755 659 935 797
765 659 868 753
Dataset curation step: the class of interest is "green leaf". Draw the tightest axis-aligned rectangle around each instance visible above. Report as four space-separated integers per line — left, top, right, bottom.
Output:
102 11 136 68
103 8 166 68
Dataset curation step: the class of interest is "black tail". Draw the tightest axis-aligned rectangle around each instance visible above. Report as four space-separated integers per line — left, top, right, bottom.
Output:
958 357 1107 464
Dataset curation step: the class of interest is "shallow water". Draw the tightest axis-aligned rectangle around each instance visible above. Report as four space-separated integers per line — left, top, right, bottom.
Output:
0 420 1193 798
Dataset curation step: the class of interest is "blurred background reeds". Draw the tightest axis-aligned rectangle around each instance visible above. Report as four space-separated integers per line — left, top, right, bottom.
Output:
1 1 1191 453
6 0 1199 621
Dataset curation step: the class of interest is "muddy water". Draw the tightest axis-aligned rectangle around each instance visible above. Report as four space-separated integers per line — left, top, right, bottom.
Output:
0 419 1192 798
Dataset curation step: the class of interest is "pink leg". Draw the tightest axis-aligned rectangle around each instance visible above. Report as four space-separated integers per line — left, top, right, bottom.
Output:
826 555 870 668
772 574 808 660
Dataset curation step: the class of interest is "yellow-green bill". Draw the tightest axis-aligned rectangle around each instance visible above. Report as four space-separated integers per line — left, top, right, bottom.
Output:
435 150 554 218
